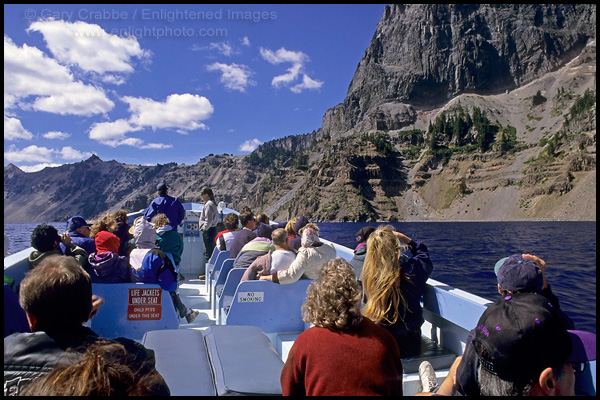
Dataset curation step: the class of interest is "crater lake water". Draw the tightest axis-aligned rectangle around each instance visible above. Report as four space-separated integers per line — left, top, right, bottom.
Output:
5 220 596 334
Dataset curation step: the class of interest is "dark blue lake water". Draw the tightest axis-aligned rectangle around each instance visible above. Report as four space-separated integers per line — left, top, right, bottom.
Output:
5 221 596 334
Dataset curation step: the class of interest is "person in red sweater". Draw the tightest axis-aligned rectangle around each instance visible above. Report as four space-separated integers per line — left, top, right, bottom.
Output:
280 258 403 396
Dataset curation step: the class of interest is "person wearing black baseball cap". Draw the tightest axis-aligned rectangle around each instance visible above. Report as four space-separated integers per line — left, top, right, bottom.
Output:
449 293 596 396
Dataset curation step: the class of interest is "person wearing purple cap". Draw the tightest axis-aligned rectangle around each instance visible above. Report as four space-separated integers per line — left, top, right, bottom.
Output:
495 253 574 330
143 182 186 231
446 293 596 396
348 226 376 280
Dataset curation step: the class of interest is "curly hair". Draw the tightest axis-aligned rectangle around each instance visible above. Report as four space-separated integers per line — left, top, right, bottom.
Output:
112 209 128 223
90 213 116 238
302 257 363 331
223 213 239 231
361 225 409 326
151 213 170 228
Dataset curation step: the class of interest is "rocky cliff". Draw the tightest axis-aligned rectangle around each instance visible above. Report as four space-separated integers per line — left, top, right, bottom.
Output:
4 4 596 223
322 4 596 138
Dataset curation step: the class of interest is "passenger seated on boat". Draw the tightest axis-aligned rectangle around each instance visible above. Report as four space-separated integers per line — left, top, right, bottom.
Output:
216 212 239 251
281 258 403 396
144 181 186 231
444 293 596 396
129 218 198 324
289 216 309 251
59 216 96 256
494 253 574 329
4 284 30 337
28 224 89 271
254 212 270 230
348 226 376 281
361 226 433 359
21 340 166 396
152 213 184 268
241 228 297 281
112 209 132 257
89 212 117 239
87 231 129 283
3 255 170 396
260 224 336 284
232 225 275 269
229 210 257 258
285 217 299 240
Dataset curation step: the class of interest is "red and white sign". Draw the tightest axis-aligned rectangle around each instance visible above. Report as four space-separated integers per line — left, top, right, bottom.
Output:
127 287 162 320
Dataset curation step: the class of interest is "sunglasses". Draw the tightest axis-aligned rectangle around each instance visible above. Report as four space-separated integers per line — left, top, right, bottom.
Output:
570 362 586 374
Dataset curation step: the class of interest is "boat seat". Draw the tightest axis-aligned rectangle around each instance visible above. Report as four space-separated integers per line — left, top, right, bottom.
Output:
208 252 231 302
90 283 179 342
142 329 216 396
211 258 234 315
216 267 246 324
401 335 458 374
204 325 284 396
224 279 311 333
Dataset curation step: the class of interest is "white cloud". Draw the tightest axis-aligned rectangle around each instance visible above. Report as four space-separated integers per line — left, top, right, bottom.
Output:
4 144 56 163
4 116 33 140
210 42 234 57
43 131 70 140
88 119 142 147
123 93 214 131
27 19 150 75
18 163 63 173
4 144 92 165
4 35 114 116
206 62 255 92
239 138 262 152
259 47 323 93
260 47 308 65
291 74 324 93
59 146 92 160
241 37 251 46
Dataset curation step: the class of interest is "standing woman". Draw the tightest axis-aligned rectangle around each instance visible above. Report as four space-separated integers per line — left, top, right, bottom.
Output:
361 225 433 358
199 187 219 261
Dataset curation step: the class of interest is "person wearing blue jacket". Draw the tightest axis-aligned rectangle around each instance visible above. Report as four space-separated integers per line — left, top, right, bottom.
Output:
144 182 186 231
60 216 96 256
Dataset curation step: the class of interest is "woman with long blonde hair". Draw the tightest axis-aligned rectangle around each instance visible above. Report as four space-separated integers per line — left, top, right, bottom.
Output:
361 225 433 358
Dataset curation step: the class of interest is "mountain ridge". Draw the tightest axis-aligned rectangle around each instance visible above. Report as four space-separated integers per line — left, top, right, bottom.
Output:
4 4 596 223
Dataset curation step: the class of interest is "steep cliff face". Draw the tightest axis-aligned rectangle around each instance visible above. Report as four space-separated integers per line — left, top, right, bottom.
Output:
322 4 596 139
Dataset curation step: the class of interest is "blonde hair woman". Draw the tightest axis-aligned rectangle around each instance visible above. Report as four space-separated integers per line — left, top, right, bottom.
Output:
361 225 433 358
281 258 403 396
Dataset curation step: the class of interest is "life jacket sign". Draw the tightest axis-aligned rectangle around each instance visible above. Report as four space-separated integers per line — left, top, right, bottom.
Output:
127 288 162 320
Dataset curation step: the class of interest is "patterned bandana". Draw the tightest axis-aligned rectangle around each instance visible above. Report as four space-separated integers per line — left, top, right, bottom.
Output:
301 227 320 247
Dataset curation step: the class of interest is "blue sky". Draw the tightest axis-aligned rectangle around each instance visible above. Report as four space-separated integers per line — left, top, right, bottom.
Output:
4 4 387 172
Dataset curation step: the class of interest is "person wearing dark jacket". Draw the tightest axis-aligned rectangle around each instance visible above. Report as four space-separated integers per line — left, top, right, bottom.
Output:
112 209 132 257
144 182 186 231
59 216 96 256
3 255 170 396
28 224 89 271
87 231 129 283
361 225 434 358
